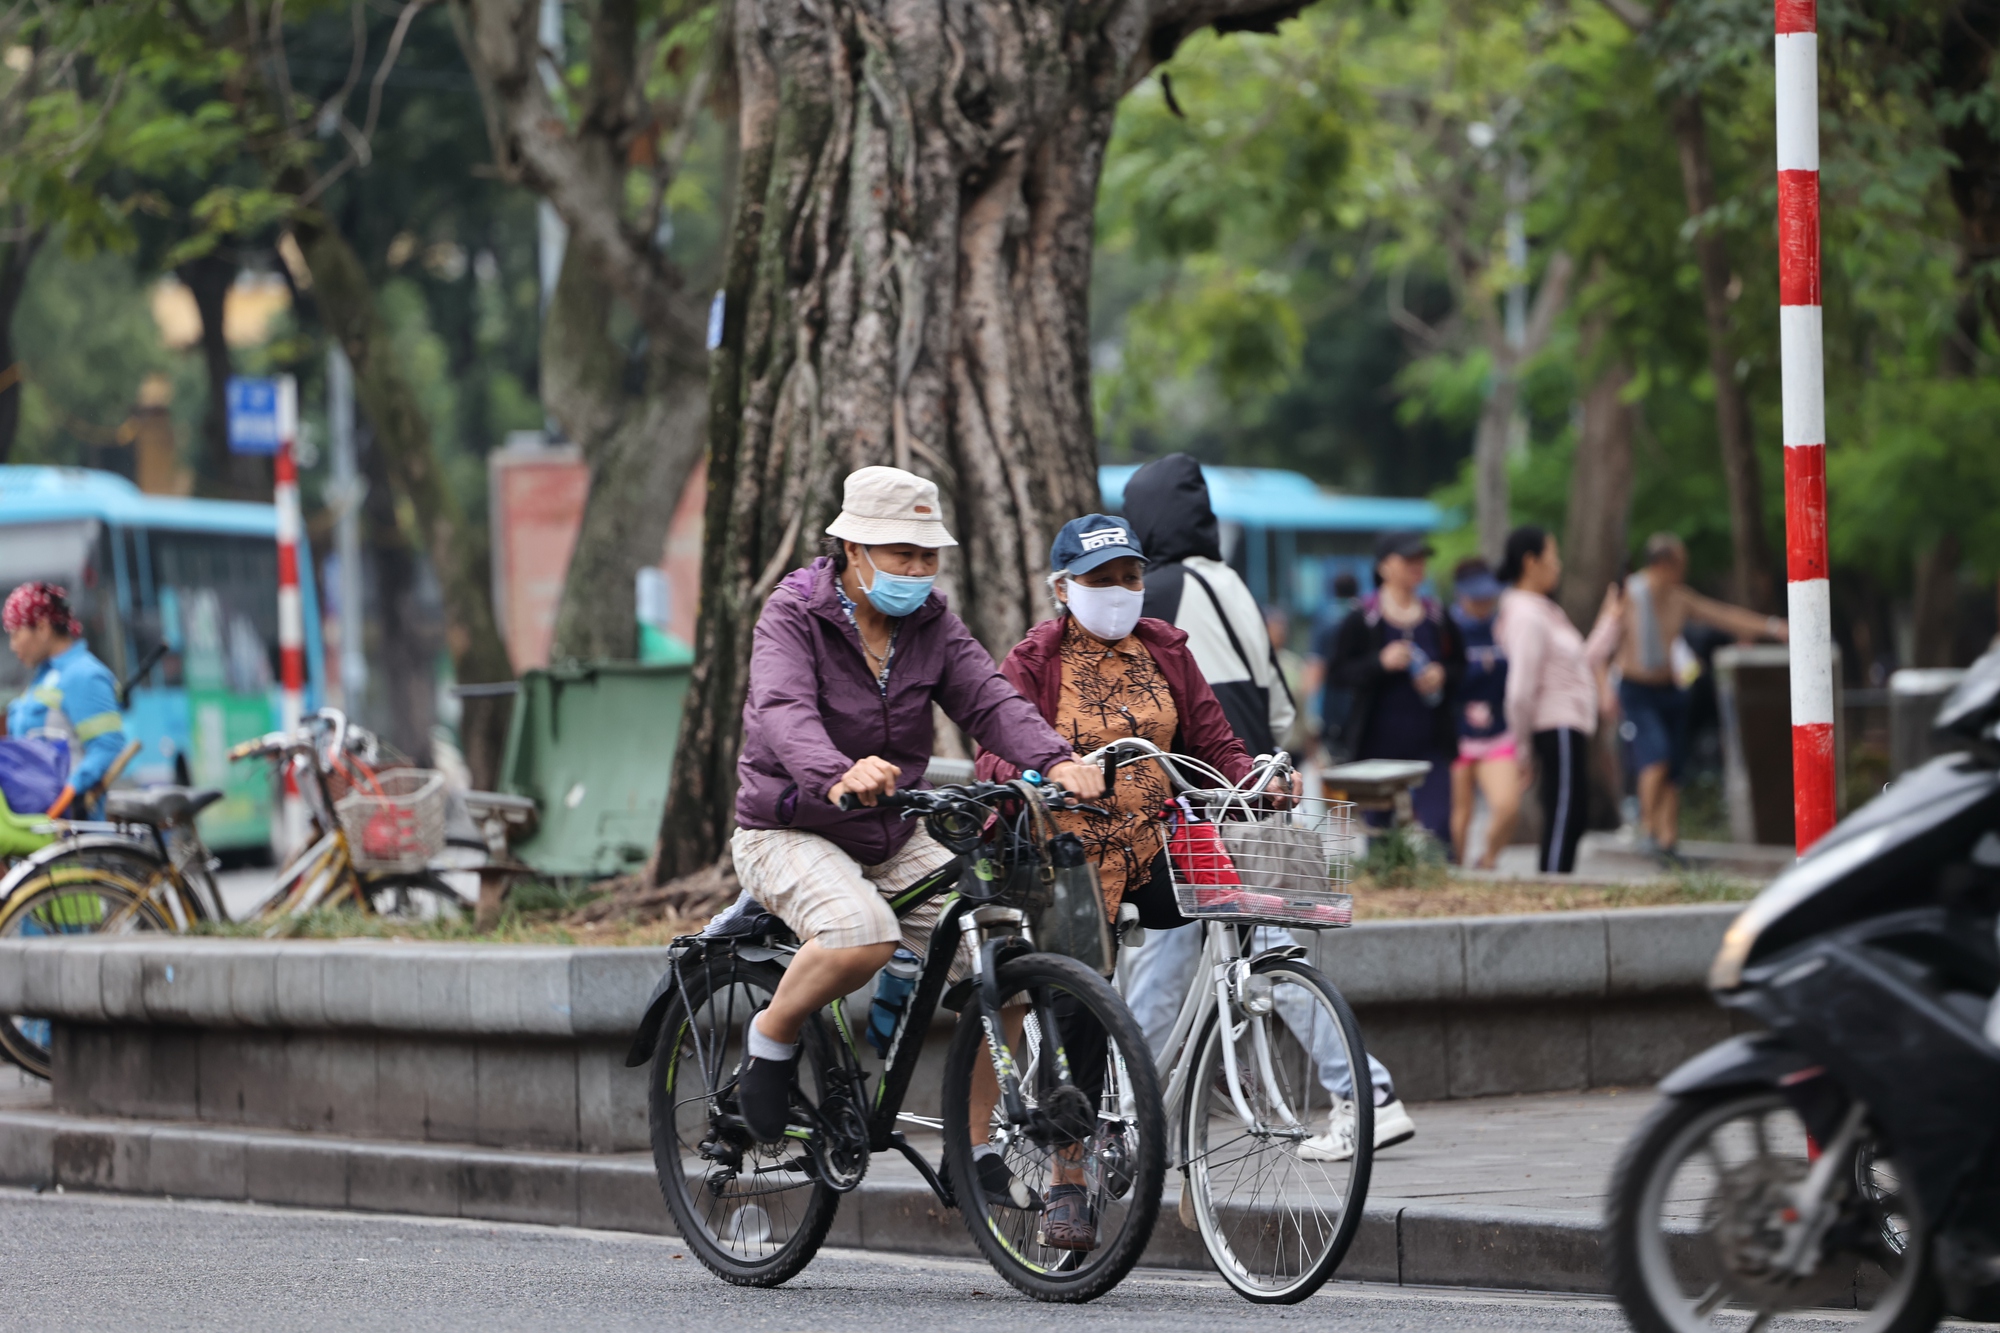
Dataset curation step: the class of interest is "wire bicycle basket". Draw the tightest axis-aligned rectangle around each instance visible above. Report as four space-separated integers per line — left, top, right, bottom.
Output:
1164 791 1358 929
336 768 448 873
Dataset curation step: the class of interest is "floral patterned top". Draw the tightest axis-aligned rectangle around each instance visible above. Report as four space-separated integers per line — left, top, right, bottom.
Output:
1050 616 1178 913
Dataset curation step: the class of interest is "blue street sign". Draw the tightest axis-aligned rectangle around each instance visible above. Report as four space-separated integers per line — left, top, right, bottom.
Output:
227 376 285 455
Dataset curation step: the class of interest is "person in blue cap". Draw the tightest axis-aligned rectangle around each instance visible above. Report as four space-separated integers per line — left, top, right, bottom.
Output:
3 582 126 817
1447 557 1520 869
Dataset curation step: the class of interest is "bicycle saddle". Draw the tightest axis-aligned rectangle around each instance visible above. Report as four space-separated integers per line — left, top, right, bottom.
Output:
106 785 225 827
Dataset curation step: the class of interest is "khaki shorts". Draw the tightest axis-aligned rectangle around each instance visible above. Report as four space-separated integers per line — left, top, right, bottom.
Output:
731 825 969 975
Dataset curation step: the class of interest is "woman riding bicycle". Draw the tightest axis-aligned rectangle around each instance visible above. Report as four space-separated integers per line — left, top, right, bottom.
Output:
730 467 1105 1153
972 515 1257 926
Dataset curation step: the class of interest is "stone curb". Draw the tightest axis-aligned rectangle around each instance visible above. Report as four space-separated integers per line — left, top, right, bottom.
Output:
0 906 1742 1038
0 1107 1607 1293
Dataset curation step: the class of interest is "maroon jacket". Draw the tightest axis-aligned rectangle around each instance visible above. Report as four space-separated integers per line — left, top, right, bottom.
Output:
974 616 1253 786
735 558 1072 864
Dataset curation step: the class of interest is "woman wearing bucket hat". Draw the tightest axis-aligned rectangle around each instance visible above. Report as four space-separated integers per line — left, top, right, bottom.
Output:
729 466 1105 1158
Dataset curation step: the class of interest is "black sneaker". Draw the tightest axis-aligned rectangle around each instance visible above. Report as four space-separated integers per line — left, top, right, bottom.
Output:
976 1152 1041 1211
736 1047 800 1144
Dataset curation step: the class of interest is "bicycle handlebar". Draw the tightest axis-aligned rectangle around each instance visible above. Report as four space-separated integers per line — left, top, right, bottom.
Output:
836 778 1076 815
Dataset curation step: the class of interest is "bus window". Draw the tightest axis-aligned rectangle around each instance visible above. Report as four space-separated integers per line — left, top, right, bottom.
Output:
144 530 281 694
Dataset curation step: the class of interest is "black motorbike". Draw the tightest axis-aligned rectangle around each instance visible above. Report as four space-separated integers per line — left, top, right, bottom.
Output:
1607 647 2000 1333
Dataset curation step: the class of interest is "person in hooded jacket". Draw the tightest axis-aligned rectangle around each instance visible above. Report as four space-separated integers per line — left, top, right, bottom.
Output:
1122 455 1296 756
1110 465 1415 1161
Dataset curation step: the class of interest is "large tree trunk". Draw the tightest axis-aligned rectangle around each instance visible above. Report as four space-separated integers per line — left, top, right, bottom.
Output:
1561 352 1636 629
358 420 442 762
542 237 711 663
1472 376 1517 564
292 219 516 783
178 251 269 501
458 0 716 667
654 0 1308 879
0 225 43 462
1670 93 1774 612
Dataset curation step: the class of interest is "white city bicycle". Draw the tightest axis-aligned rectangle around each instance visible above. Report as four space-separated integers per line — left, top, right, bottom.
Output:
1083 737 1374 1304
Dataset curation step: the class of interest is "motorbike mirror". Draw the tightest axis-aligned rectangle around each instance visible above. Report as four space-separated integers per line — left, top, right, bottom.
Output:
1932 642 2000 740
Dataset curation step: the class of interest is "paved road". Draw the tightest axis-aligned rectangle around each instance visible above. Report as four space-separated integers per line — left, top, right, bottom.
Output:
0 1187 1917 1332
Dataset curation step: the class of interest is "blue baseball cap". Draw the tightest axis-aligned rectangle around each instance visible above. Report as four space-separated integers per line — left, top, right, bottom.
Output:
1050 514 1147 576
1456 569 1503 600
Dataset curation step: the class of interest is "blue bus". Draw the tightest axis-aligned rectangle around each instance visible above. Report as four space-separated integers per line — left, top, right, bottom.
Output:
0 467 324 852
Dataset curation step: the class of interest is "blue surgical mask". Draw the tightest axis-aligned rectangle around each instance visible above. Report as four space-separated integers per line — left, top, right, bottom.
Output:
859 548 935 617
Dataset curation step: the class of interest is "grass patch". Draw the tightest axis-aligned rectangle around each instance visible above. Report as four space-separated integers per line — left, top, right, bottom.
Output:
1359 825 1448 889
1349 869 1760 920
187 879 698 947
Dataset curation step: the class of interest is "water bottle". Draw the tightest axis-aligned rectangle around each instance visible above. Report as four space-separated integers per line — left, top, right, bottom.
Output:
866 947 922 1057
1406 641 1445 708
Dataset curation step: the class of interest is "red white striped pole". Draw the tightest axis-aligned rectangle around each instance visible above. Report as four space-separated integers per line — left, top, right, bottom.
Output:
274 375 307 850
1777 0 1835 852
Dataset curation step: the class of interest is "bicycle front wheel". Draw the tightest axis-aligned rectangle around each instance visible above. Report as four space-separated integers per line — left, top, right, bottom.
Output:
647 951 843 1287
0 867 176 1077
942 951 1166 1304
1184 957 1372 1303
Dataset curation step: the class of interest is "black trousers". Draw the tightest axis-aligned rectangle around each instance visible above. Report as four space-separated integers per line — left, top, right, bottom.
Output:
1533 728 1591 874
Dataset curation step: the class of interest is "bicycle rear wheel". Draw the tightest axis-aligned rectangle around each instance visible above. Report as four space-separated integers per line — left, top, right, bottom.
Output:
0 867 175 1077
1184 956 1372 1303
942 951 1166 1303
647 951 843 1287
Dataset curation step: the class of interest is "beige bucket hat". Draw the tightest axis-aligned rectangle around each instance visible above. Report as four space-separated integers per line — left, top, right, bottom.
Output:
824 466 958 548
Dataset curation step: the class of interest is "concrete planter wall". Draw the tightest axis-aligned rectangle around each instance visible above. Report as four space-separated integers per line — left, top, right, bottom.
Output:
0 904 1743 1148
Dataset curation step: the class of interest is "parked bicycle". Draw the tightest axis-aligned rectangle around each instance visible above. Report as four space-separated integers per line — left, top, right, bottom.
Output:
626 774 1165 1303
1086 736 1374 1304
0 707 524 1076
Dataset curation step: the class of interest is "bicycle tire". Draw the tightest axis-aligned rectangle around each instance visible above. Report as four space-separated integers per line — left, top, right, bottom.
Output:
0 866 175 1078
647 952 843 1287
1183 957 1372 1303
941 951 1166 1304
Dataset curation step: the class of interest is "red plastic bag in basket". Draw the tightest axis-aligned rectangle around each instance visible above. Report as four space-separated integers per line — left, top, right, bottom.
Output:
1165 801 1242 886
361 808 409 863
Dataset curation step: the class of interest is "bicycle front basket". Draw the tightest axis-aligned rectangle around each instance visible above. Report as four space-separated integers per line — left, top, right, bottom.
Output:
1168 794 1358 929
336 768 448 873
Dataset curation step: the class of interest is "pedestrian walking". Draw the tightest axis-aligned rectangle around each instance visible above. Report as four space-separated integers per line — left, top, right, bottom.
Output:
1308 571 1362 762
1494 527 1620 875
1326 531 1464 843
1122 454 1296 756
1447 558 1519 870
1610 533 1788 862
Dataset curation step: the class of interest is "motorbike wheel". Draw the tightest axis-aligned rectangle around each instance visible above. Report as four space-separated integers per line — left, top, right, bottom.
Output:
1607 1088 1943 1333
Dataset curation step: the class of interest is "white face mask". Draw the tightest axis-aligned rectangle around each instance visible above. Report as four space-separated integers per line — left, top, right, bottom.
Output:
1065 579 1145 642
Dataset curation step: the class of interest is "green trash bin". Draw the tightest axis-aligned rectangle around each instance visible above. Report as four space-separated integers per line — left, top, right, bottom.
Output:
499 661 691 878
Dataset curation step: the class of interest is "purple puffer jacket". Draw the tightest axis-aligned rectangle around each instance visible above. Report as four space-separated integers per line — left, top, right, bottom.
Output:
734 558 1073 864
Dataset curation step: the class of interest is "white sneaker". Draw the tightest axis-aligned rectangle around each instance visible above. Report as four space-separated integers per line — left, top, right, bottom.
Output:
1297 1100 1359 1162
1373 1098 1417 1150
1297 1098 1418 1161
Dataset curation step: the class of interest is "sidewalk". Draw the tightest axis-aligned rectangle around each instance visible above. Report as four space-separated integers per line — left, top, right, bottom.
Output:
1471 831 1791 885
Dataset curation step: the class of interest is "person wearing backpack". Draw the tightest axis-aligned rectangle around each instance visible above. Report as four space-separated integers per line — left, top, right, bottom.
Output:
1119 456 1412 1163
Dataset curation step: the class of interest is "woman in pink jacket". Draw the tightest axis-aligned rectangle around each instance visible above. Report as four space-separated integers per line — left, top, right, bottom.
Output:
1495 526 1620 874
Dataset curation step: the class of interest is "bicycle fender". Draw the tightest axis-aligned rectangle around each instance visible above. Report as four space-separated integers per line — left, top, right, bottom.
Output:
1657 1032 1821 1097
0 832 161 909
624 939 706 1067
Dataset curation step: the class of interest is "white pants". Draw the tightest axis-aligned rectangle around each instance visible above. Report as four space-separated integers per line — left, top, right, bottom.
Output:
1122 921 1396 1105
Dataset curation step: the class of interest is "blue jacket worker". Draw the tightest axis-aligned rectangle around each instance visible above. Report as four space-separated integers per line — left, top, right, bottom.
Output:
4 582 126 816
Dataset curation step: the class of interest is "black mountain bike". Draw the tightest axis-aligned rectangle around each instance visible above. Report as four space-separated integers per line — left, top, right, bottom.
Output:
625 778 1165 1303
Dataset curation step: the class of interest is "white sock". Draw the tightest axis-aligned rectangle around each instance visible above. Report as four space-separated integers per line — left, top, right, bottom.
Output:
971 1143 999 1162
746 1016 798 1062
